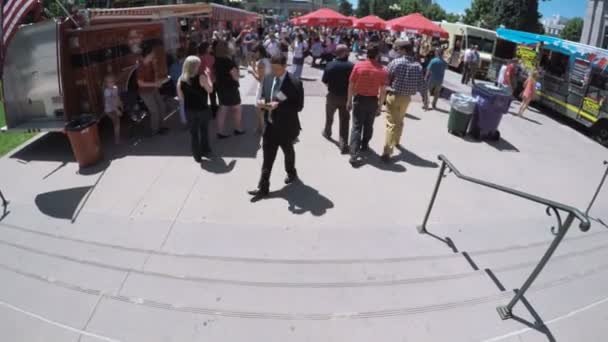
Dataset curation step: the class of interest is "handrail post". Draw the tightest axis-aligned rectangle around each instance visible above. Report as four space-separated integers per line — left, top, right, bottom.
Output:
497 212 575 320
417 160 447 234
585 161 608 216
0 190 7 209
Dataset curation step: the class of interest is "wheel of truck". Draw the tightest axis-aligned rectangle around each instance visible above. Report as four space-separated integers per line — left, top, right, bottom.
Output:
591 120 608 146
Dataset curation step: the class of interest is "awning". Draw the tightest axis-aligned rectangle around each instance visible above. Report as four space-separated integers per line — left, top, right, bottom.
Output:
497 28 608 71
386 13 448 38
292 8 353 27
353 15 386 31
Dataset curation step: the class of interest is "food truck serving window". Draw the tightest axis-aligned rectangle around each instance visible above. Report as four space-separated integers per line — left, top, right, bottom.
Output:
494 39 517 59
543 51 569 78
467 36 494 54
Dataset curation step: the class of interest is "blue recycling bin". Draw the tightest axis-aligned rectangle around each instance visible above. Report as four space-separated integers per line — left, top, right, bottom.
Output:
469 83 513 141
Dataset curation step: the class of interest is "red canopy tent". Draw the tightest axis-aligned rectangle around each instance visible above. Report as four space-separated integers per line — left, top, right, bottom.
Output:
386 13 448 38
353 15 386 30
292 8 353 27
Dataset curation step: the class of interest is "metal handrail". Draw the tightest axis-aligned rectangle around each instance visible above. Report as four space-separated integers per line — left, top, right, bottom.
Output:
586 160 608 216
439 155 590 231
417 155 591 321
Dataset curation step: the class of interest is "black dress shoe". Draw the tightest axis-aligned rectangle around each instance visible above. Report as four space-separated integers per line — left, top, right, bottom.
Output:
217 133 230 139
340 143 349 155
321 130 331 140
380 154 391 163
284 173 299 184
360 144 369 152
193 156 202 163
234 130 246 136
248 189 269 202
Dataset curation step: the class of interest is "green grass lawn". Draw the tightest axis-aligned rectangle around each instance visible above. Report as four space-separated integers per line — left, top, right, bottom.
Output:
0 108 36 157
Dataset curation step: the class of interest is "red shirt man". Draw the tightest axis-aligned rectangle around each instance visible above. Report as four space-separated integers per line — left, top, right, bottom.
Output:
346 43 388 166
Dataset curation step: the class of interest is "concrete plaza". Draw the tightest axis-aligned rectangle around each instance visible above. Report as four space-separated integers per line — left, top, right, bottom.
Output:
0 63 607 341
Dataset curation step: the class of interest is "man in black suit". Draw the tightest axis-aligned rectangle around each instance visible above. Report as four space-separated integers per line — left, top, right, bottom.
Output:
248 55 305 202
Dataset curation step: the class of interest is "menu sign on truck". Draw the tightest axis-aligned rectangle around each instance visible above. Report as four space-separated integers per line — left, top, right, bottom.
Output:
516 45 538 73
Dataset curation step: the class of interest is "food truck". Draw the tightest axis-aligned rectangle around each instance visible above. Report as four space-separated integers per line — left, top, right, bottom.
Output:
435 21 497 78
1 3 259 132
488 28 608 145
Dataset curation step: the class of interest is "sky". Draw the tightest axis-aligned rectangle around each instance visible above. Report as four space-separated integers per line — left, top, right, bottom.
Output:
349 0 586 19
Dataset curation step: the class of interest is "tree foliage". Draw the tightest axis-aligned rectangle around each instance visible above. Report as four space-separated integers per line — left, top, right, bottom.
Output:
398 0 424 16
356 0 371 17
463 0 496 28
560 17 583 42
338 0 354 16
445 12 461 23
422 3 447 21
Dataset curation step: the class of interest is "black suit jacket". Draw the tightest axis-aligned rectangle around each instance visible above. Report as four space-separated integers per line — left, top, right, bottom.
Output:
261 72 304 142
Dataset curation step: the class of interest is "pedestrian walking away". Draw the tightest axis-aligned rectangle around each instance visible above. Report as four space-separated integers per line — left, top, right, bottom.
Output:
178 55 214 163
518 70 539 117
346 43 388 167
214 40 244 138
426 48 447 110
291 34 308 80
461 46 473 85
382 40 428 163
137 42 168 135
321 44 353 154
248 55 305 202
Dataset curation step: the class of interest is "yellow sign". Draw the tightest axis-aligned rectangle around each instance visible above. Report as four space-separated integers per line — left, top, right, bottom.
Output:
582 97 601 118
516 46 538 73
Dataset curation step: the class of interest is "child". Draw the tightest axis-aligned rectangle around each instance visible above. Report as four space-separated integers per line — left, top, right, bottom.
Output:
518 70 539 117
103 74 122 144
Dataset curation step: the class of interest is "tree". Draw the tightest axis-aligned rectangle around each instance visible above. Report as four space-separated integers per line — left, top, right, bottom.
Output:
445 12 461 23
495 0 545 33
463 0 497 29
399 0 424 16
561 17 584 42
423 3 447 21
338 0 354 16
356 0 371 17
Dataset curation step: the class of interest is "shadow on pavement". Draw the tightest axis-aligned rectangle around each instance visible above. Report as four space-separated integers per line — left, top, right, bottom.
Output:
405 113 421 120
486 137 520 152
201 157 237 174
267 182 334 216
365 150 407 173
508 112 543 125
9 105 262 166
396 147 439 168
35 186 92 220
511 295 557 342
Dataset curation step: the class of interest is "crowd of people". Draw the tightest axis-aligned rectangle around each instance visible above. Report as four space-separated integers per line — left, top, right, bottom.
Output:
102 23 453 201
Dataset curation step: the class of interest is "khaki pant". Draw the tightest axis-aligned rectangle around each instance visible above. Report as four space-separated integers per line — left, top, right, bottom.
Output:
140 90 166 134
383 94 411 156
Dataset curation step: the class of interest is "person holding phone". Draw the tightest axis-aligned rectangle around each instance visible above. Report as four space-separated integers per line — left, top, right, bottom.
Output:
248 55 305 202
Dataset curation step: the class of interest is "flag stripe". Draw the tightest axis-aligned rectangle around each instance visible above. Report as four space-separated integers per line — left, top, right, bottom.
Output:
3 0 36 44
3 0 19 29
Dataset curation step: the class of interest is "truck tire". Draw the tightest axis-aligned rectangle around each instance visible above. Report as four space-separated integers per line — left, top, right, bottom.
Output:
591 120 608 146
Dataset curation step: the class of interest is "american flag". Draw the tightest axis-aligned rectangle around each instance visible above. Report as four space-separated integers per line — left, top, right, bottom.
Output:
2 0 39 46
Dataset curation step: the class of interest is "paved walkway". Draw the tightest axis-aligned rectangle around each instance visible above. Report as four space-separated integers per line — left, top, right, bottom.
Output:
1 62 608 342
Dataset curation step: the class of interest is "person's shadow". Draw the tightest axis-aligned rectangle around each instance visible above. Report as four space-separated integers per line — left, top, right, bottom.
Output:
201 157 237 174
267 182 334 216
395 146 439 168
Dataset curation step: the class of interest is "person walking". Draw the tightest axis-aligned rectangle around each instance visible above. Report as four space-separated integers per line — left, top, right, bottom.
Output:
426 48 447 110
264 33 281 58
214 40 244 138
346 43 388 167
321 44 353 154
517 70 538 117
461 46 473 85
251 43 272 134
198 42 218 117
467 45 481 85
291 33 308 80
137 43 168 135
381 40 428 163
248 55 305 202
310 36 323 67
178 56 214 162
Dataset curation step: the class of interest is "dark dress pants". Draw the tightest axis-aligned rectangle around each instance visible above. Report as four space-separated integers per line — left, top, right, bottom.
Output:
258 132 296 191
187 109 211 160
349 95 378 155
325 93 350 145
